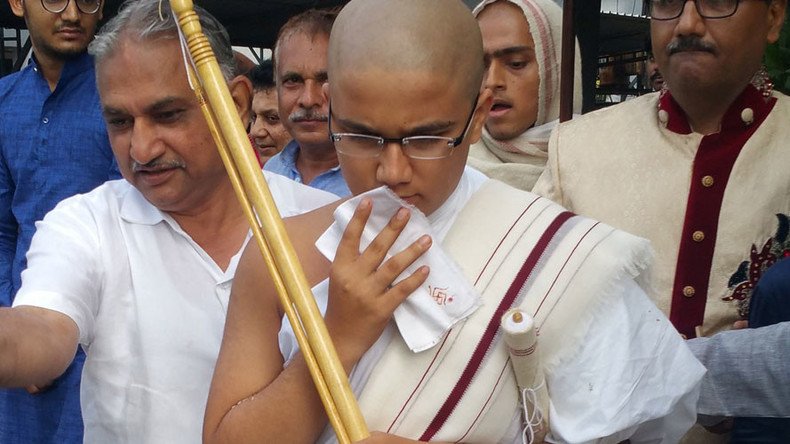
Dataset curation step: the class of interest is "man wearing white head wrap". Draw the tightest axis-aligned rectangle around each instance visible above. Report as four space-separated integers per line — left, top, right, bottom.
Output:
468 0 582 191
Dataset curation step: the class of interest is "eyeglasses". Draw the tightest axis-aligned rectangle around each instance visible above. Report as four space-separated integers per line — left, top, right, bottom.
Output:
646 0 751 20
40 0 102 14
328 98 478 160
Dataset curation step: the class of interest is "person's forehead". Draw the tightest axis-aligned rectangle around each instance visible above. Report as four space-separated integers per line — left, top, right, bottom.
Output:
331 69 469 131
253 89 279 108
97 39 194 110
332 65 461 97
478 1 533 52
277 32 329 67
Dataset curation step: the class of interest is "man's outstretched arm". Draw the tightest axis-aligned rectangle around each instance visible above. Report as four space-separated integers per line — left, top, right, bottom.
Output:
0 306 79 389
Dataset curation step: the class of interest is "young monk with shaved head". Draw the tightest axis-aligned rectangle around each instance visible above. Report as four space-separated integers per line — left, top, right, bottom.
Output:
203 1 703 442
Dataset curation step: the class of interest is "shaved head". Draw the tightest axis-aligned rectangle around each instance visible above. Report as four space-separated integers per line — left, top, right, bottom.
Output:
326 0 492 216
329 0 485 101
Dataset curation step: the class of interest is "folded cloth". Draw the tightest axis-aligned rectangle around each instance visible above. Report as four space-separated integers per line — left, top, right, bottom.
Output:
316 186 482 352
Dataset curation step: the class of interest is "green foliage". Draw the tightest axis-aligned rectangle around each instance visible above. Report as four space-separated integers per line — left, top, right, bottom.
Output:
765 13 790 95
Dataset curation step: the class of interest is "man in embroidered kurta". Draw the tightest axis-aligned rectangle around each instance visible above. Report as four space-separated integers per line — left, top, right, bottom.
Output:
533 0 788 440
0 0 119 441
263 10 351 197
466 0 581 191
0 2 338 442
204 1 704 443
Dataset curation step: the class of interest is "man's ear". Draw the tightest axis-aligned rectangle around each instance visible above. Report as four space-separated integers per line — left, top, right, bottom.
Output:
766 0 787 44
229 74 253 126
322 82 331 103
9 0 25 18
468 87 493 145
98 0 105 20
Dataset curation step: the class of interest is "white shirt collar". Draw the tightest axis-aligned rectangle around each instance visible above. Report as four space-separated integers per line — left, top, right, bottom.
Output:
118 184 167 226
427 166 489 241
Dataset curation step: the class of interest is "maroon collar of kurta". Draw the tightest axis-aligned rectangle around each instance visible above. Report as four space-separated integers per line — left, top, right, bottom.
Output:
657 84 776 135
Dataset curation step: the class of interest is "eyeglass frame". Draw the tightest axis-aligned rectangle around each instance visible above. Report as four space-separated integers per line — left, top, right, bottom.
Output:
39 0 102 15
646 0 756 20
327 97 479 160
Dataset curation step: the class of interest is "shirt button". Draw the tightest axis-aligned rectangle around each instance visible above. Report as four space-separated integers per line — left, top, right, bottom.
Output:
741 108 754 125
701 176 714 187
658 109 669 125
42 117 49 124
692 231 705 242
682 286 696 298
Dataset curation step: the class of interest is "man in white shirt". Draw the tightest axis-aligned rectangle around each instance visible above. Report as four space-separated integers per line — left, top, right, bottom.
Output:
203 1 703 443
0 1 337 442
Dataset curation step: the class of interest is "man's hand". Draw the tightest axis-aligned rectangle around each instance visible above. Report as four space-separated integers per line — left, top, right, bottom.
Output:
326 198 432 364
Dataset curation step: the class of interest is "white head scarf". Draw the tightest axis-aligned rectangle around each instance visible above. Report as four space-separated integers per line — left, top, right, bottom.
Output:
468 0 582 191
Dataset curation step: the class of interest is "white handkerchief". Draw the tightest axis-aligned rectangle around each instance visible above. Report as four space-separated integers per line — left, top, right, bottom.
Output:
315 186 482 352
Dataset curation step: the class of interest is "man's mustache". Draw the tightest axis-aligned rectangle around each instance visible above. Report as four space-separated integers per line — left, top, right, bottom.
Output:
289 109 328 123
132 159 186 173
56 25 85 33
667 37 716 55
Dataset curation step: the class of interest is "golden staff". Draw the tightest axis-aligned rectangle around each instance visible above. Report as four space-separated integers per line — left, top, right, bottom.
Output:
167 1 369 441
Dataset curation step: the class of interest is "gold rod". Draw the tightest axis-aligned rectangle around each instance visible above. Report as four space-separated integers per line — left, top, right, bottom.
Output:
168 0 369 440
188 71 351 444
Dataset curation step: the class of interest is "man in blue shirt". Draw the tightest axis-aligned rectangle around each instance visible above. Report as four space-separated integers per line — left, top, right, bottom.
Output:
0 0 119 441
263 9 351 197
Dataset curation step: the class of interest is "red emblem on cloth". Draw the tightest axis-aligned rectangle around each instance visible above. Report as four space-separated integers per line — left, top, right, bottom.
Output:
723 214 790 317
429 286 454 306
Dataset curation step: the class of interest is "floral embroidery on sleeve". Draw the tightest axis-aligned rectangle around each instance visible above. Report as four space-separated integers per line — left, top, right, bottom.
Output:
723 214 790 318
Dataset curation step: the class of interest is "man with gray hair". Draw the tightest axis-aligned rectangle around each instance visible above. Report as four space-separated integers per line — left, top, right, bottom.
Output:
263 9 351 197
0 0 337 442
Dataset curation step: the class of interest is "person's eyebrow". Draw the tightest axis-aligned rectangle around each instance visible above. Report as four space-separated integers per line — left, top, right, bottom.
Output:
102 106 126 118
145 97 188 114
280 71 304 82
490 45 534 58
334 115 455 137
315 70 328 83
102 97 189 118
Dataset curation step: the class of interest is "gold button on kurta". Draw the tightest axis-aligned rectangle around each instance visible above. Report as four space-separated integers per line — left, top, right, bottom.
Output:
692 231 705 242
683 286 696 298
702 176 714 187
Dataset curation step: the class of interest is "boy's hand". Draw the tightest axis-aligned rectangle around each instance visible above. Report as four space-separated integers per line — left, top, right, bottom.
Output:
326 198 432 363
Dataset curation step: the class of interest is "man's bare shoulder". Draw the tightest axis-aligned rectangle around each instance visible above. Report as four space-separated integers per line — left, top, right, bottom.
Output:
234 199 345 303
284 198 344 252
